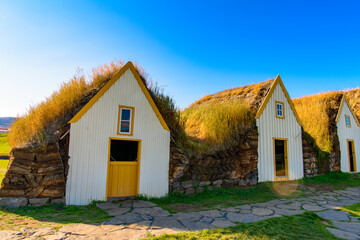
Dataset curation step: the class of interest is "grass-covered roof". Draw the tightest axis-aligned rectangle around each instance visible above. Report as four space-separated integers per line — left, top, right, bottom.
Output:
181 79 274 148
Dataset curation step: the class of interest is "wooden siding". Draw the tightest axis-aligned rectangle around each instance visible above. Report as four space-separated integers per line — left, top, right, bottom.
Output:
336 102 360 173
66 69 170 205
256 83 303 182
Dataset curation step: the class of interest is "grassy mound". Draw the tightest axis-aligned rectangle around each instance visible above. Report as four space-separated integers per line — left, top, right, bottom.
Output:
293 92 343 153
345 87 360 121
8 61 183 148
181 79 273 151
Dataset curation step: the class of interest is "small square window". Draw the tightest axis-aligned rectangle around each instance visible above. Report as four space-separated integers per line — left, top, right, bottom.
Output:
276 102 284 118
118 106 134 135
345 115 351 128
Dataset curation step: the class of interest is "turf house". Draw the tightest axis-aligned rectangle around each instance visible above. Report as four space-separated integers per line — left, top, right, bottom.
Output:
169 75 305 194
293 92 360 175
1 61 171 205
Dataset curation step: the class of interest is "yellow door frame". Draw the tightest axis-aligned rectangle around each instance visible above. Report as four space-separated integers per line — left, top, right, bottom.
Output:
347 139 357 173
273 137 289 181
105 137 142 200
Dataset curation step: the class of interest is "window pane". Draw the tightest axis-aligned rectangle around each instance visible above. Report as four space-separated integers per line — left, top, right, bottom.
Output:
346 116 350 126
121 109 131 121
120 120 130 133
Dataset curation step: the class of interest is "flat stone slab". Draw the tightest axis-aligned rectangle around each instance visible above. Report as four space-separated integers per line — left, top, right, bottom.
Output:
332 221 360 235
269 207 304 216
59 224 107 235
211 220 236 228
199 209 225 218
132 200 157 208
132 207 170 216
96 202 121 210
316 210 350 222
173 212 202 221
327 227 360 240
302 204 326 212
252 208 274 216
21 227 55 237
235 204 251 210
0 197 28 208
276 202 302 210
106 207 131 216
220 207 240 212
113 213 144 224
151 216 187 231
180 219 214 231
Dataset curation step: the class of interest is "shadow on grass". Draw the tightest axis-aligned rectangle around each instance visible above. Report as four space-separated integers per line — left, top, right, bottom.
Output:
0 202 111 229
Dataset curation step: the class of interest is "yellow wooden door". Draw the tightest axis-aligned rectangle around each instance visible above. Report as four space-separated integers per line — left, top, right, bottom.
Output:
107 161 138 197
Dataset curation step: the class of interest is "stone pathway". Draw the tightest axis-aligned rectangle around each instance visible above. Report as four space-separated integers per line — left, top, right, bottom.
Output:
1 187 360 239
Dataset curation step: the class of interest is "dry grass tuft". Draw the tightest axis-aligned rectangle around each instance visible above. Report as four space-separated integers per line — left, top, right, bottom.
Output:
181 100 255 147
345 87 360 121
293 91 343 153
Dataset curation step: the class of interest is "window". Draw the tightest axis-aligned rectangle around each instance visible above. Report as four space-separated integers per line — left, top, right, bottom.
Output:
345 115 351 128
276 101 284 119
118 106 134 135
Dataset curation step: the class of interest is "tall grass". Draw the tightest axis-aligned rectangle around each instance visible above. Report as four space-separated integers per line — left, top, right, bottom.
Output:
181 100 255 148
8 60 182 148
293 92 342 153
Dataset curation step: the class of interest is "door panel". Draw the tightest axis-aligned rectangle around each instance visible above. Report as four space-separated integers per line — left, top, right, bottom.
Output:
274 139 289 181
348 140 357 173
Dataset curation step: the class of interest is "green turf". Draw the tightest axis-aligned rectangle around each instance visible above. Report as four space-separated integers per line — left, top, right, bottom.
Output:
0 202 111 230
0 160 9 184
145 212 340 240
0 134 10 154
301 172 360 188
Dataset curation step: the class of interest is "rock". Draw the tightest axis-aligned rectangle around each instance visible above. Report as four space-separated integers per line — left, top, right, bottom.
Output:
302 204 326 211
181 180 193 189
151 216 187 231
113 213 144 224
105 207 131 216
235 204 251 210
180 219 214 231
21 227 55 237
315 210 350 222
173 212 202 221
132 207 170 217
226 212 268 223
0 197 28 208
199 181 211 187
0 230 23 240
327 227 360 240
276 202 302 210
96 202 120 210
50 198 65 205
59 224 107 235
212 180 223 185
196 187 204 193
332 221 360 235
269 207 304 216
211 220 236 228
252 208 274 216
199 209 224 218
201 217 214 224
133 200 157 208
29 198 49 206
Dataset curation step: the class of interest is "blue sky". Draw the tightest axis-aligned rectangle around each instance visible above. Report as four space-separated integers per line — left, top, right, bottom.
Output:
1 1 360 117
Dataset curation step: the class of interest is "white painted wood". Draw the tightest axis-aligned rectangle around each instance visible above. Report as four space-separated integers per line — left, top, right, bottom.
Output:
66 69 170 205
336 102 360 173
256 83 303 182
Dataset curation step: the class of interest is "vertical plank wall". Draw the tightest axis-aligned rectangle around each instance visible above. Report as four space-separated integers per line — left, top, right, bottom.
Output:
66 69 170 205
336 102 360 172
256 84 303 182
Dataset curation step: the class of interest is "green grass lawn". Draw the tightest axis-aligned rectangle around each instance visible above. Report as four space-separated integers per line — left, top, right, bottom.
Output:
146 172 360 213
145 212 340 240
0 203 111 230
0 134 10 155
0 160 9 184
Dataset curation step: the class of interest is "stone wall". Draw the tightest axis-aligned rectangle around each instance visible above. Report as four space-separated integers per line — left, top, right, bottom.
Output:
169 129 258 194
0 142 65 201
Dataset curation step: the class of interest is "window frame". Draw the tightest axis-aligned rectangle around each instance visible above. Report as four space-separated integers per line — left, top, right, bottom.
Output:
275 101 285 119
117 105 135 136
345 115 351 128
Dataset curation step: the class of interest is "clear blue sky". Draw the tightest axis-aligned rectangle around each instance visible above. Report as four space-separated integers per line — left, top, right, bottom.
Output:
1 0 360 117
